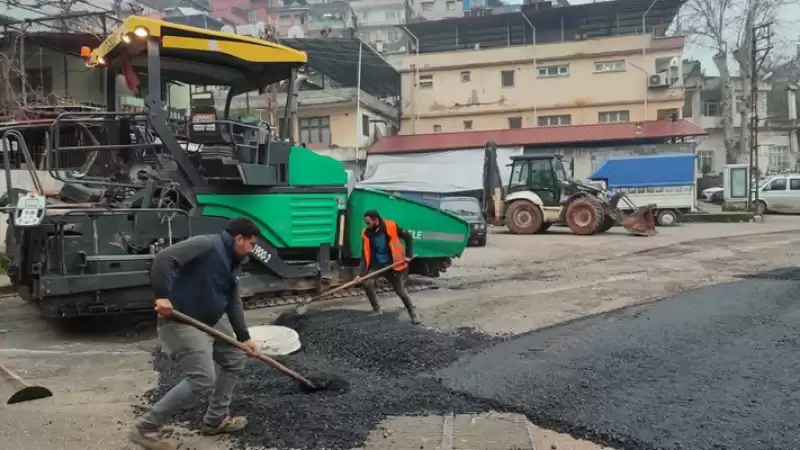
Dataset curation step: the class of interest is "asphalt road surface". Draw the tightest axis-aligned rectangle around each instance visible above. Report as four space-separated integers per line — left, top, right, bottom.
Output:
439 271 800 450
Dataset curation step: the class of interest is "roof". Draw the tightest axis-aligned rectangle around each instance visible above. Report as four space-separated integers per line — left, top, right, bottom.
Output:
589 153 696 188
87 16 307 90
369 120 707 154
402 0 686 54
278 38 399 98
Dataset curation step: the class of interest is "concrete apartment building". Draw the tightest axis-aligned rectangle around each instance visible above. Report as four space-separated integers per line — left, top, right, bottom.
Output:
392 0 685 135
351 0 411 54
683 60 798 175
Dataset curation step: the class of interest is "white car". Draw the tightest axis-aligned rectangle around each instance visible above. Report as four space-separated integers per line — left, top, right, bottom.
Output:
701 187 723 201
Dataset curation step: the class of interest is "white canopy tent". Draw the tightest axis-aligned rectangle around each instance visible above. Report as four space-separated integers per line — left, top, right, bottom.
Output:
357 147 523 193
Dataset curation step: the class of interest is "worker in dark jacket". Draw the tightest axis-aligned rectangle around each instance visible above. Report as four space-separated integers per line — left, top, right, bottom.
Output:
129 218 261 450
359 210 419 324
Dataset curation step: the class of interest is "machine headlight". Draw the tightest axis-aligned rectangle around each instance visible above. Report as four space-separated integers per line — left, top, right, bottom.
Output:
473 223 486 230
134 26 149 38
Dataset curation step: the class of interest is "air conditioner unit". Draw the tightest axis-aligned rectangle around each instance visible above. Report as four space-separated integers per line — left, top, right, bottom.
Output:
648 72 669 88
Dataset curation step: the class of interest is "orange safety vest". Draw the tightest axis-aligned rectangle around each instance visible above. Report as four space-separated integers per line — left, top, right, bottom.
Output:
361 219 408 272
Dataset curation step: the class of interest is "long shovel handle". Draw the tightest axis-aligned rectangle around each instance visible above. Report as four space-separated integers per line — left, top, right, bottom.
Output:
312 258 409 302
293 258 411 314
0 362 30 388
169 311 317 389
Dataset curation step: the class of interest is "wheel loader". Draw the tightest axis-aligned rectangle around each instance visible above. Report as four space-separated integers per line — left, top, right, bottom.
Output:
0 17 470 318
482 141 657 236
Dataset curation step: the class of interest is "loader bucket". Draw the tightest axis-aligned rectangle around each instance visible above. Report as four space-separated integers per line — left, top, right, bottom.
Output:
619 205 657 236
604 192 658 236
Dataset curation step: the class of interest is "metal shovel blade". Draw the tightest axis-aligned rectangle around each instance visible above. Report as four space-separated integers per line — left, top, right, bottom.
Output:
7 385 53 404
620 205 658 236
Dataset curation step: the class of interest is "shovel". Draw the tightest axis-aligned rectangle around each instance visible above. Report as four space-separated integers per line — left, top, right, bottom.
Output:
170 311 341 393
0 362 53 404
294 258 411 316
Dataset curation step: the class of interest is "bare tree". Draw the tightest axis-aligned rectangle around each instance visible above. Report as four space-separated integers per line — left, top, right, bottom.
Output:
684 0 786 163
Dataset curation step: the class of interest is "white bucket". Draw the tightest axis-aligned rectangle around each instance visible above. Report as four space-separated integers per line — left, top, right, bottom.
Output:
247 325 302 356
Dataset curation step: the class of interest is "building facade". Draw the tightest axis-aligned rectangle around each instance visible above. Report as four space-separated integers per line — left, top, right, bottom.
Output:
390 33 684 135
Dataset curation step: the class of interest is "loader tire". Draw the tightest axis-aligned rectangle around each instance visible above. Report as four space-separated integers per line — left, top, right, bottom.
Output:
597 215 615 233
565 197 604 235
505 200 544 234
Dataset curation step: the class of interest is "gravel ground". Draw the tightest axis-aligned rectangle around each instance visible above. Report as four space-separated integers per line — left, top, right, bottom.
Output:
438 275 800 450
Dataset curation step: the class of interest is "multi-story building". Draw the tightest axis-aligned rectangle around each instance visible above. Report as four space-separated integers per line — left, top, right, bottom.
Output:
415 0 462 21
683 60 797 175
390 0 686 136
351 0 411 54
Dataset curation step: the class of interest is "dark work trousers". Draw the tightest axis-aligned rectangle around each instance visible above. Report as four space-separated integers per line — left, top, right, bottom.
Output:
362 268 417 320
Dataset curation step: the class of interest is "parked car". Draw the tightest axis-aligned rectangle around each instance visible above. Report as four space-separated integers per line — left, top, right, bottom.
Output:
754 173 800 214
440 196 487 247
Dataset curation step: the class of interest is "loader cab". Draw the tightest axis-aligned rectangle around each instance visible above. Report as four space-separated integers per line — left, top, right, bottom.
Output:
507 155 568 206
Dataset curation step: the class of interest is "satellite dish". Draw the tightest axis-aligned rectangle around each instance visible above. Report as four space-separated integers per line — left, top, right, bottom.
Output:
287 26 305 38
221 24 235 34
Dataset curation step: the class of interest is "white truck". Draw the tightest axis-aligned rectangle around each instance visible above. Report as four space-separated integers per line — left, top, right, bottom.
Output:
588 153 696 227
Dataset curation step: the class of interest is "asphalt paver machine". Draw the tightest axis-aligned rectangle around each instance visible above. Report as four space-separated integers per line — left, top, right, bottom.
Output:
0 17 469 318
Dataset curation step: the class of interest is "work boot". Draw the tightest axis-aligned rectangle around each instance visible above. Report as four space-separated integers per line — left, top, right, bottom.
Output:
128 424 174 450
202 415 248 436
408 309 420 325
370 306 383 315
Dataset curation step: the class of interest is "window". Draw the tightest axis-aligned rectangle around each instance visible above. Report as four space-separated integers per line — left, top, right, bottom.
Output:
433 124 442 132
446 0 455 9
765 177 787 191
280 15 291 25
362 114 370 136
501 70 515 87
538 115 571 126
299 117 331 145
508 117 522 129
790 179 800 191
697 150 714 173
385 11 399 20
389 30 400 41
248 10 257 22
598 110 630 123
509 162 529 188
537 65 569 78
419 74 433 89
702 99 719 117
460 71 471 82
463 120 473 130
421 1 433 11
594 60 625 73
769 145 790 171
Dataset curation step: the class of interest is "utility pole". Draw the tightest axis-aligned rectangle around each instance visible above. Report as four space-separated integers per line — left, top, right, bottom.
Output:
749 21 773 212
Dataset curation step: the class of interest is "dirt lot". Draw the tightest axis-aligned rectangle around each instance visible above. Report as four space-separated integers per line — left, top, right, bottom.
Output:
2 217 800 450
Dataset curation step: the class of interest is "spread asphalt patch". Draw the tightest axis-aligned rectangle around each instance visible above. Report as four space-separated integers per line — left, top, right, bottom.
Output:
141 278 800 450
139 310 505 450
438 278 800 450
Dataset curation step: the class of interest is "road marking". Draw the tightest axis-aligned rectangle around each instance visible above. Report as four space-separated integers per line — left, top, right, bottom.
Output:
441 412 454 450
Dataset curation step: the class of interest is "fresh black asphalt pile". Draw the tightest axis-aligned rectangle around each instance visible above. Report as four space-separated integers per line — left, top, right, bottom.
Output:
141 310 504 450
142 275 800 450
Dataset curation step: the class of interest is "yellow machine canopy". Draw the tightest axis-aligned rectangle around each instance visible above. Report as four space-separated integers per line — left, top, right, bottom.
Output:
86 16 307 89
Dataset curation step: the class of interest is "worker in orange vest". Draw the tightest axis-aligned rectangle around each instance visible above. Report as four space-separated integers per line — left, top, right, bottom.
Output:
359 210 419 324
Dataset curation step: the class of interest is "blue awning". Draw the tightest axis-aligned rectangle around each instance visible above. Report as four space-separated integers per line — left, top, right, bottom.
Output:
589 153 696 188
